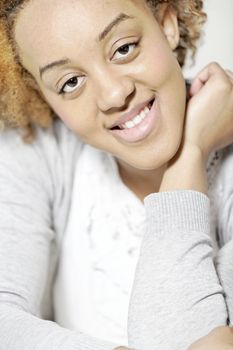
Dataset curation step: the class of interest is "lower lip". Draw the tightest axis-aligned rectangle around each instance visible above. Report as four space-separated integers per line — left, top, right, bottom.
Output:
108 99 159 143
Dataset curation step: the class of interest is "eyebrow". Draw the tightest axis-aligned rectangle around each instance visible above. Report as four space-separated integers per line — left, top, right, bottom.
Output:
98 13 134 41
39 58 71 79
39 13 134 79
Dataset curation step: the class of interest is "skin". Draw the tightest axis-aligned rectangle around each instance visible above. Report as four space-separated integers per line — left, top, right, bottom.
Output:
14 0 233 348
160 63 233 195
188 326 233 350
14 0 186 199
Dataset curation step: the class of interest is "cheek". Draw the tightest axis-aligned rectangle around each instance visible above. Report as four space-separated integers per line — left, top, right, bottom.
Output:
132 40 180 87
45 97 91 135
48 101 75 127
39 86 100 140
134 40 186 120
146 41 186 110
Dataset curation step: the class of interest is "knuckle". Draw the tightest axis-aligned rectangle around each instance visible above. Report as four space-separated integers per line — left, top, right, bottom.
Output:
209 61 221 70
226 69 233 75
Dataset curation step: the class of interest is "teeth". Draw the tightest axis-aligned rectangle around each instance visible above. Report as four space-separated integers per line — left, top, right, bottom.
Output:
124 120 135 128
133 115 142 125
140 110 146 119
120 104 151 130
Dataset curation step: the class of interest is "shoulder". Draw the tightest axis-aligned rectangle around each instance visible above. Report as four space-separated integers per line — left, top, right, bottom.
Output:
211 145 233 245
0 118 82 159
0 119 84 242
0 118 83 207
0 118 83 175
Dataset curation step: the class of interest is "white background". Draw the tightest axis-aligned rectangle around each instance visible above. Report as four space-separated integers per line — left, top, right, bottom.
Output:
184 0 233 78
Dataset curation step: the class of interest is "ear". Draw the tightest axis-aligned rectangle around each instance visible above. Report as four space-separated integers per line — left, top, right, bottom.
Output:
157 4 180 50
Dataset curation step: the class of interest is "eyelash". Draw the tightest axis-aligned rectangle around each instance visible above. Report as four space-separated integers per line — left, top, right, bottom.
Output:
58 76 84 95
58 40 140 95
112 40 139 60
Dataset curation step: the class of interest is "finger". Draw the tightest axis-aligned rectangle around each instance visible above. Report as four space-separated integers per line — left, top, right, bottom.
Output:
226 69 233 83
226 69 233 78
190 62 226 97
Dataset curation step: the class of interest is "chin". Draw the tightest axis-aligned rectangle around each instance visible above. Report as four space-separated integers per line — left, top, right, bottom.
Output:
124 143 181 171
131 134 183 171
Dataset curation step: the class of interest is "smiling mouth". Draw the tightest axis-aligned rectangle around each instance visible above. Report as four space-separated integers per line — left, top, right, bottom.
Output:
110 98 155 130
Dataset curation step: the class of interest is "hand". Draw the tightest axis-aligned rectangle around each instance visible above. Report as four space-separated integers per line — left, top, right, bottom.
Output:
188 326 233 350
184 62 233 160
159 63 233 193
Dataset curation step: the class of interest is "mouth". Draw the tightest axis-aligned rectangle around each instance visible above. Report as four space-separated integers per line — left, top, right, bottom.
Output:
109 98 155 131
108 97 159 144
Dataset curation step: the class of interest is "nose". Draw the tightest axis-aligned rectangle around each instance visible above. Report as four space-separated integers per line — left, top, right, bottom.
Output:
94 69 135 112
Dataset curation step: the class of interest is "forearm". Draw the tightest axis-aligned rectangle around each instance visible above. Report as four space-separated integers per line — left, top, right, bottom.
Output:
128 191 228 350
0 304 118 350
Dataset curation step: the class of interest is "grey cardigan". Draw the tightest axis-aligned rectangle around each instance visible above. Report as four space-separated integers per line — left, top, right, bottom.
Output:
0 119 233 350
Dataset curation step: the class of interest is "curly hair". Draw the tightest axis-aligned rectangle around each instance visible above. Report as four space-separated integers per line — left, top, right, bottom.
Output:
0 0 206 141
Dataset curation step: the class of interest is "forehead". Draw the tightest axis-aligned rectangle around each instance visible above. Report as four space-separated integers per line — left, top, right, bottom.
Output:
15 0 150 72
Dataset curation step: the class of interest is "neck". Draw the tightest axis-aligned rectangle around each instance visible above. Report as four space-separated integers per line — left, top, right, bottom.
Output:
116 158 166 202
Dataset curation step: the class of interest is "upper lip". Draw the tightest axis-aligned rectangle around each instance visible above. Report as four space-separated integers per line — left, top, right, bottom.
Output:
107 97 154 129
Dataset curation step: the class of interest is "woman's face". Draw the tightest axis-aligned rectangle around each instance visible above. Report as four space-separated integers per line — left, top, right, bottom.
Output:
15 0 186 170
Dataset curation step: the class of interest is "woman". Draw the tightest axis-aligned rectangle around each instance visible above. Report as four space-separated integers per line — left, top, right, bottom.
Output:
0 0 233 349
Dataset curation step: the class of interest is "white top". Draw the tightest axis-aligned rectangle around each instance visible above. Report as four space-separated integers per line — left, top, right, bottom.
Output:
54 143 146 344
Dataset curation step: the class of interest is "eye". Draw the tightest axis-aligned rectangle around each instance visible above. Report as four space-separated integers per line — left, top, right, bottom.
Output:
112 42 138 61
59 76 85 95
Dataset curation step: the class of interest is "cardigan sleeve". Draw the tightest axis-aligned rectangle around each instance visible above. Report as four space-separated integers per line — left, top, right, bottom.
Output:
128 191 228 350
0 126 117 350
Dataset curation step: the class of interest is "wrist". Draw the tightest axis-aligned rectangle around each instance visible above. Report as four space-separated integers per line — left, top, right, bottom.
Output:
159 142 208 194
